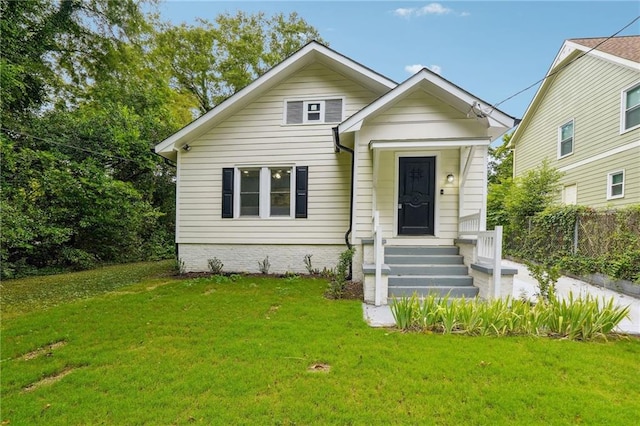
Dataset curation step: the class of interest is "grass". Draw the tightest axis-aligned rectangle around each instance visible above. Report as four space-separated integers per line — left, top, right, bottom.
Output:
2 262 640 425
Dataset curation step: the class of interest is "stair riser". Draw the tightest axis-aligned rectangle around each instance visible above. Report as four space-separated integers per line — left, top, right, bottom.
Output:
385 246 459 256
385 255 463 265
389 287 479 298
390 265 469 276
388 277 473 287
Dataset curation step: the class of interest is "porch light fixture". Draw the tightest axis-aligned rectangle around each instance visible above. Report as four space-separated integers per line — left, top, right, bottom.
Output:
182 144 191 152
446 173 454 183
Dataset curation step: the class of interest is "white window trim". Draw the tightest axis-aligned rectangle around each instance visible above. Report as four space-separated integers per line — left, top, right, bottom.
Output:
234 166 296 219
607 169 625 200
620 81 640 134
282 96 345 125
557 119 574 159
303 100 325 124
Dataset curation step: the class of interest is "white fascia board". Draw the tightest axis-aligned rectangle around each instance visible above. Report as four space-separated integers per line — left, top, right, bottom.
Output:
339 69 515 134
369 138 491 150
155 41 396 156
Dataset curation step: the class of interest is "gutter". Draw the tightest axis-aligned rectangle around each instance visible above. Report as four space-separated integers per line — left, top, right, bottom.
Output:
332 127 354 251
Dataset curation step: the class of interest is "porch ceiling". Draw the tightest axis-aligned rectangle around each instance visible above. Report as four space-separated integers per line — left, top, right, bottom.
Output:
368 138 490 150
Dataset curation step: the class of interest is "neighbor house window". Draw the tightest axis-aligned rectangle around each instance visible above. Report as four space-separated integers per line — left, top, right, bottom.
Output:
558 120 574 158
607 170 625 200
221 166 308 219
623 83 640 131
285 98 343 124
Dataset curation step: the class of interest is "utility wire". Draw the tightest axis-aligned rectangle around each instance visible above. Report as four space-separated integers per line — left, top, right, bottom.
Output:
1 126 148 163
491 14 640 112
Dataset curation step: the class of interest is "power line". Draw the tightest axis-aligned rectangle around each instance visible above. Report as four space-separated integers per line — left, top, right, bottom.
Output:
1 126 149 163
491 15 640 112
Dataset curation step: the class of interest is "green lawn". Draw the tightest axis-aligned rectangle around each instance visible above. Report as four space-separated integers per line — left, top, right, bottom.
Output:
2 263 640 425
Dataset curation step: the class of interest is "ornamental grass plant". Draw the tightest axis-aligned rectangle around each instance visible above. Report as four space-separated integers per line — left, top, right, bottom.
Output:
391 293 630 340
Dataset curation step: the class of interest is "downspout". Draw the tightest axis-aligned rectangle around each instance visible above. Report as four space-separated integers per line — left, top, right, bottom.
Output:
333 126 354 279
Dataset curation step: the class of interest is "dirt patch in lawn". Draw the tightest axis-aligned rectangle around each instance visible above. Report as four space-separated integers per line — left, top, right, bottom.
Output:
307 363 331 373
22 340 67 361
22 367 75 392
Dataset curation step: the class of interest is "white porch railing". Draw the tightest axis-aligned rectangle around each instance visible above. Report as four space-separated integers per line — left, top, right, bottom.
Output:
459 211 503 298
373 211 383 306
458 212 481 237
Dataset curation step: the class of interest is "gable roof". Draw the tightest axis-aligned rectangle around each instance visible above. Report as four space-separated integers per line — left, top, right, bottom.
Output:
570 36 640 63
155 41 397 159
338 68 516 141
511 35 640 146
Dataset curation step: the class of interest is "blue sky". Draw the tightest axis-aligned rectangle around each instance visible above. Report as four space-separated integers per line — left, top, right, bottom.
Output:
157 1 640 119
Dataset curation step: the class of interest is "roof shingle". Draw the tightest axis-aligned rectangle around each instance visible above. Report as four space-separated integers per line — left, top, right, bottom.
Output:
570 35 640 63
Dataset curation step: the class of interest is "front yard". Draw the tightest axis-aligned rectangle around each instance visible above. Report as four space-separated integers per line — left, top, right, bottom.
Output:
2 262 639 424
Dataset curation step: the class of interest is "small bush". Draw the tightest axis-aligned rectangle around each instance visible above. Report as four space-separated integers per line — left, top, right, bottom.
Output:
326 248 355 299
174 258 186 275
207 258 223 274
258 256 270 274
303 254 320 275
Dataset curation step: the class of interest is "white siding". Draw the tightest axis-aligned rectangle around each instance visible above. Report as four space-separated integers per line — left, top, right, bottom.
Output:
513 54 640 206
353 90 490 241
177 63 380 244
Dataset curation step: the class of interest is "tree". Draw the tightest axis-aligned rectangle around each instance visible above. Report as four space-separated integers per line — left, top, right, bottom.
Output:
154 11 324 114
1 4 325 278
487 133 514 229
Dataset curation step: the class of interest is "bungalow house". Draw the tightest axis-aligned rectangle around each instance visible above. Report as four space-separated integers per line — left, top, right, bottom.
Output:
155 41 516 304
510 36 640 207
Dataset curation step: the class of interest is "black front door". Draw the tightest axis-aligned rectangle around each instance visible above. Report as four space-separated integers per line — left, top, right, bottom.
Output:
398 157 435 235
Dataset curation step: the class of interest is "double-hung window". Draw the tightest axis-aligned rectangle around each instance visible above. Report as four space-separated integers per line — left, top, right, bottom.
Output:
221 166 308 219
622 83 640 132
607 170 625 200
558 120 574 158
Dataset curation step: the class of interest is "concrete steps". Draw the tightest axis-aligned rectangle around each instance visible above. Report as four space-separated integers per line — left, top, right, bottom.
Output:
386 246 478 299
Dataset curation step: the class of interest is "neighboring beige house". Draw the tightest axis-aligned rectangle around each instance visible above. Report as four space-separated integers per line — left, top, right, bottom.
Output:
155 42 516 303
510 36 640 207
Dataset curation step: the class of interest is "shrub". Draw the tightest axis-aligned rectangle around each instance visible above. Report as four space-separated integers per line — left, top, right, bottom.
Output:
258 256 270 274
207 258 223 274
326 248 355 299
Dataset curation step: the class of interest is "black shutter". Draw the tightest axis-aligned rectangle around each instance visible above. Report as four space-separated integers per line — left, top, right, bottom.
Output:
286 101 303 124
295 166 308 218
222 168 234 218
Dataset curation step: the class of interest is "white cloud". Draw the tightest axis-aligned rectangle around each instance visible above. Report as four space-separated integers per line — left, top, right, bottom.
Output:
460 11 471 17
404 64 425 74
393 7 416 18
393 3 469 18
404 64 442 75
418 3 452 15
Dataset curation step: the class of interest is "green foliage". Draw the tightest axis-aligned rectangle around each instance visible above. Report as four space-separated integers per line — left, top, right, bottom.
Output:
1 3 324 278
258 256 271 274
526 261 561 301
326 247 355 299
154 11 324 114
207 258 224 275
390 293 629 340
488 132 513 185
2 264 640 424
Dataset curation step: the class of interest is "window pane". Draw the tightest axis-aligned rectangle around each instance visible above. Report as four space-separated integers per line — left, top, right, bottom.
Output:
561 122 573 140
560 138 573 156
612 172 623 185
626 86 640 109
241 169 260 192
240 169 260 216
270 168 290 216
625 105 640 129
308 103 320 112
307 112 320 121
611 184 623 197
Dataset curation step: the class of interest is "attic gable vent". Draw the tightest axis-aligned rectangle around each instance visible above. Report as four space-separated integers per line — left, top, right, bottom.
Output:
285 98 343 124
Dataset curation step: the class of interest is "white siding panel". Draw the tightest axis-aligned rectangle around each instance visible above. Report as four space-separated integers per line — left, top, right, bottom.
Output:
177 62 379 244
